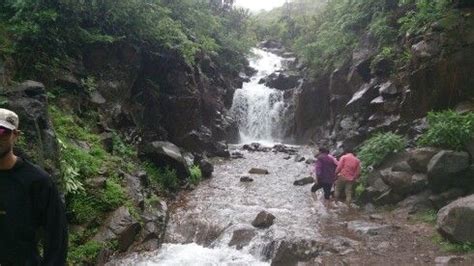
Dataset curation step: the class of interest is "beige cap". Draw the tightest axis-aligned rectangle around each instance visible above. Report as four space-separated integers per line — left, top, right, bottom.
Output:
0 108 19 130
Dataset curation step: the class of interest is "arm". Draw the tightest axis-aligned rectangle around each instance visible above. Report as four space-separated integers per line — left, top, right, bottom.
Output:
354 161 361 180
315 159 322 178
36 178 68 266
335 156 344 175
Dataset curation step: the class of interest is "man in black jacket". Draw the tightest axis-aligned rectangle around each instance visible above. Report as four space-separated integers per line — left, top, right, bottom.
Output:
0 108 67 266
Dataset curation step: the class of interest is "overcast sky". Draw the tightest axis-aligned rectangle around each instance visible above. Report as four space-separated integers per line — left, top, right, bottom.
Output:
235 0 287 11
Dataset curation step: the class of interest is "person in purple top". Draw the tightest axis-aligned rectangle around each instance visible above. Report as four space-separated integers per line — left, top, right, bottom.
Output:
311 147 338 207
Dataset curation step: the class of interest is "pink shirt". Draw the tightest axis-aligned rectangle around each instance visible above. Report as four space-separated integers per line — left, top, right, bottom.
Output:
335 153 361 181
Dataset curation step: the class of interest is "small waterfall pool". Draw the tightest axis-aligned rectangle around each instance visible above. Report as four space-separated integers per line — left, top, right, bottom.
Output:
230 48 287 144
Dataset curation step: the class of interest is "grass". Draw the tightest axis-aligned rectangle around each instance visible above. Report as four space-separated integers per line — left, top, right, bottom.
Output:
414 209 438 224
432 234 474 253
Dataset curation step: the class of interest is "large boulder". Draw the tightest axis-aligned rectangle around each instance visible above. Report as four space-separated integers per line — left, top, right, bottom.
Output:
3 80 60 175
252 210 276 228
263 72 301 90
429 188 466 210
408 147 440 173
139 141 190 180
93 207 142 252
427 151 470 192
139 199 168 249
228 228 256 250
437 194 474 243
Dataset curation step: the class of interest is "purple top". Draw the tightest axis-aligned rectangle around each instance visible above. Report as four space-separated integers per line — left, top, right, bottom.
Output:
315 153 337 184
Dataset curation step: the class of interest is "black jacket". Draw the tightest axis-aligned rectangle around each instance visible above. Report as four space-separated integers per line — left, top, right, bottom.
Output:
0 158 67 266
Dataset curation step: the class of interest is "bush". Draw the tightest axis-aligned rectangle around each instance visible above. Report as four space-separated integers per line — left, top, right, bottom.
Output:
189 165 202 186
356 132 406 196
398 0 452 36
68 240 103 265
418 111 474 151
144 163 179 191
358 132 407 170
100 180 126 211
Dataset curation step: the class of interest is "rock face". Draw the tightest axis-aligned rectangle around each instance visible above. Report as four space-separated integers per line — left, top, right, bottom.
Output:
252 210 276 228
293 177 314 186
2 81 60 175
427 151 470 192
228 228 256 250
437 194 474 243
93 207 142 252
408 147 440 173
139 141 190 180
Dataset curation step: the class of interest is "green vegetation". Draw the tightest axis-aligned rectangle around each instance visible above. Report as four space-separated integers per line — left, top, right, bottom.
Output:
432 234 474 253
252 0 457 75
414 209 437 224
68 240 103 265
189 164 202 185
356 132 406 196
418 111 474 151
0 0 255 80
144 162 179 191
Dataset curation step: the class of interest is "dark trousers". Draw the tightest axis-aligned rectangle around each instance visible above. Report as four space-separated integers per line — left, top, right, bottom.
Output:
311 182 333 200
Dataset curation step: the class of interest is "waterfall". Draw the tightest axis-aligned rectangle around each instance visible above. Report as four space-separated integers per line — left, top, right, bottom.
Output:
230 48 286 144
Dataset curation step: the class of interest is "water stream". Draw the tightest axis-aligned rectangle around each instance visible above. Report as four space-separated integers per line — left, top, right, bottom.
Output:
108 49 324 265
110 145 324 265
230 48 287 144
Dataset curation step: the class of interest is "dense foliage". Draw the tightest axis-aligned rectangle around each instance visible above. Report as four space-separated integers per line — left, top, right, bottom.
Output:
0 0 255 80
355 132 406 196
252 0 454 73
418 111 474 151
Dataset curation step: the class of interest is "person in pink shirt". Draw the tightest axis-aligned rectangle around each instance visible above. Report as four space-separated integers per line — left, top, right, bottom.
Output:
335 148 361 207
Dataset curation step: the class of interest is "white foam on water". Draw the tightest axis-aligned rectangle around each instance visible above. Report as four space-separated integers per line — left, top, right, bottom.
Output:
112 243 269 266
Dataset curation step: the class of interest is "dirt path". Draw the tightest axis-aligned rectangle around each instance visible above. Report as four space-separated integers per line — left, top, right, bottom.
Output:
312 199 472 265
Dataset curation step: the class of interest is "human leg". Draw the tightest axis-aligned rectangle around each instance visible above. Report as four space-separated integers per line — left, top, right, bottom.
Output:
311 182 322 193
334 179 344 202
345 181 354 205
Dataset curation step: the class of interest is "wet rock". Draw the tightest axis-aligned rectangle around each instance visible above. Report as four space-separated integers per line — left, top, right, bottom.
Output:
249 168 269 175
347 221 398 236
90 90 106 104
374 189 404 205
397 190 432 213
346 80 380 109
198 159 214 178
273 144 297 154
294 155 305 162
231 151 244 159
437 194 474 243
123 173 145 207
427 151 470 192
264 72 301 90
228 228 256 250
138 141 190 180
283 155 291 160
96 248 113 266
93 206 142 252
369 214 384 221
240 176 254 182
4 80 60 174
434 256 465 265
380 169 413 195
305 158 316 165
408 147 439 173
140 199 167 245
326 236 361 255
243 143 270 152
429 188 465 210
455 101 474 114
270 240 322 266
412 40 439 58
391 161 412 172
293 177 314 186
378 81 399 96
179 127 230 157
252 210 276 228
260 40 282 49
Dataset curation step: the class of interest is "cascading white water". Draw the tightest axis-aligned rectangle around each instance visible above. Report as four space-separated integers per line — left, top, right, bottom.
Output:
230 48 286 144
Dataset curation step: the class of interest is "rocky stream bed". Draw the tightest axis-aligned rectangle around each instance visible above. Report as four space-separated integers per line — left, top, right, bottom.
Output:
108 144 474 265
